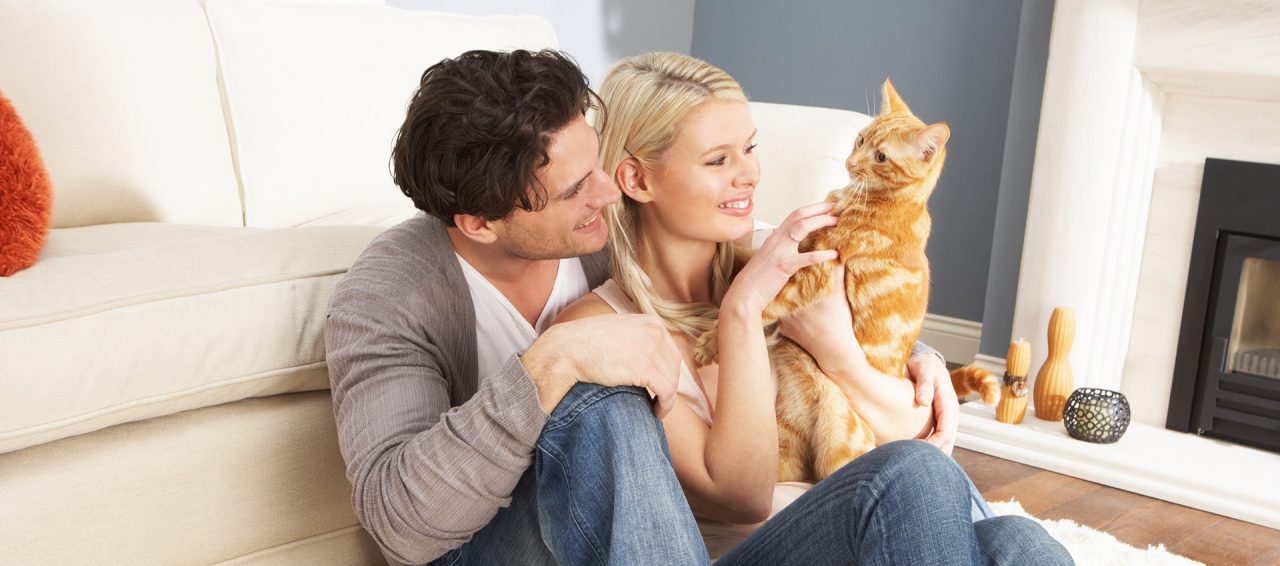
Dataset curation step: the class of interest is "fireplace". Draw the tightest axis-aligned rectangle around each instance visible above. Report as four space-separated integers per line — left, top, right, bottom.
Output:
1167 159 1280 453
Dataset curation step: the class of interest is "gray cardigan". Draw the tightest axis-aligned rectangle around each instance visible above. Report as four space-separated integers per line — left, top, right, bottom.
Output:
325 214 609 565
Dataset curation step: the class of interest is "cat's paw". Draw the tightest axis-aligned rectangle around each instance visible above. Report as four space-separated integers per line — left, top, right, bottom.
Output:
693 328 720 366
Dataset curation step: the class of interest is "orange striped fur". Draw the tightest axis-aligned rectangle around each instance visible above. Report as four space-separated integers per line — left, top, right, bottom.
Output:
695 80 994 482
950 364 1002 405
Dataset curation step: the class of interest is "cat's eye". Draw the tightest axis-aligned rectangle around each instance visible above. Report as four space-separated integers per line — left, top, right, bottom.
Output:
856 135 863 147
875 151 888 163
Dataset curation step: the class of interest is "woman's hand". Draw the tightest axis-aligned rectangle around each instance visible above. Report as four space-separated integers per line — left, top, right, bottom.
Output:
904 353 960 454
777 266 870 378
778 266 935 443
720 201 839 316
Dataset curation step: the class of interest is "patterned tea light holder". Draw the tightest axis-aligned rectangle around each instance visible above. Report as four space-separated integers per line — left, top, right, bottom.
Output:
1062 388 1131 443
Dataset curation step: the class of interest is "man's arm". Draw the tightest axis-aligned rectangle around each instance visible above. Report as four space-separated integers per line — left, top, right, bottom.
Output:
327 299 684 565
326 305 547 565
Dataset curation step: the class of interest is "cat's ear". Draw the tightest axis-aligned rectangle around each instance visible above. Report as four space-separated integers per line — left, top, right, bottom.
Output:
614 156 655 203
917 122 950 162
880 79 911 116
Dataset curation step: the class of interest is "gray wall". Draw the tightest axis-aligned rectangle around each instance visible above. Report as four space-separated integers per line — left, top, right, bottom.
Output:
691 0 1044 329
979 0 1053 357
389 0 696 87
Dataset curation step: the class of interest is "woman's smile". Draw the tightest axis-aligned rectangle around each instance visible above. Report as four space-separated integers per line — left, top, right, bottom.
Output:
717 195 754 217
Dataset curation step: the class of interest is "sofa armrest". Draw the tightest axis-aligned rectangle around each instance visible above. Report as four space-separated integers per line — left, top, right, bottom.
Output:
749 101 872 226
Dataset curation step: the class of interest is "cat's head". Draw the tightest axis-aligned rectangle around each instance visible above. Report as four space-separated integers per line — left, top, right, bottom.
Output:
840 80 950 206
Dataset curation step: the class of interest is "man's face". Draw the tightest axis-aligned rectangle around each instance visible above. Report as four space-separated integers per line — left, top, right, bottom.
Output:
491 114 619 260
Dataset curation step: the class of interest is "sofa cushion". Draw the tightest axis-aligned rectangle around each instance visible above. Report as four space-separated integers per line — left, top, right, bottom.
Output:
0 222 384 454
206 1 559 227
0 0 243 228
748 101 872 226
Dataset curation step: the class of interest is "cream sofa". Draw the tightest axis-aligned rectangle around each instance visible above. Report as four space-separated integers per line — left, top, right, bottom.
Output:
0 1 870 564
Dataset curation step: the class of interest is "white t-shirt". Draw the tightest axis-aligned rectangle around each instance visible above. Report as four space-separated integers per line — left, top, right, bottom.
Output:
455 254 590 383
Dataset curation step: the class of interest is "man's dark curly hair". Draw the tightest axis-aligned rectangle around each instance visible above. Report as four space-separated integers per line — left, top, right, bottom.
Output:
391 49 602 226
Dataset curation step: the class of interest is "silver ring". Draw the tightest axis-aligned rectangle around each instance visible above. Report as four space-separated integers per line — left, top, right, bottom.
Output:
788 230 803 243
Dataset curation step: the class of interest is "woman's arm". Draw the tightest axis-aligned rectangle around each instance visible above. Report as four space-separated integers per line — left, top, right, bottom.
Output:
777 267 934 443
553 290 779 524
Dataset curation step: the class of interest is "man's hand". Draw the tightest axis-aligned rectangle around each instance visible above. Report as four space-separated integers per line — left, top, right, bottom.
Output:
905 352 959 454
522 314 683 417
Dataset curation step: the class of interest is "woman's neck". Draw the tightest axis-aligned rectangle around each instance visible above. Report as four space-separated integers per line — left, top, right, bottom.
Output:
636 221 717 305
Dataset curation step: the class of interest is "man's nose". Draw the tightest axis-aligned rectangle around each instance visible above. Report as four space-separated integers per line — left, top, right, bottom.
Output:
587 169 620 207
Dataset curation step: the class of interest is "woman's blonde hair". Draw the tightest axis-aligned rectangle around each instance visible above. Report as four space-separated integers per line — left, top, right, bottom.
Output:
596 52 748 336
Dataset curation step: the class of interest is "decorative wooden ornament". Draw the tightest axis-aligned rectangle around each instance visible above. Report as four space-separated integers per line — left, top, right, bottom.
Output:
1034 307 1076 421
996 339 1030 424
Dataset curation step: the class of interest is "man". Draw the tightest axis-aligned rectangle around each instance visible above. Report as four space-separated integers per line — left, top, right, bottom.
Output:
325 49 998 565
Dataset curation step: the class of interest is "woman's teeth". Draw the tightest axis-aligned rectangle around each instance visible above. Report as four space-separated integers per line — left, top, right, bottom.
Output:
719 199 751 209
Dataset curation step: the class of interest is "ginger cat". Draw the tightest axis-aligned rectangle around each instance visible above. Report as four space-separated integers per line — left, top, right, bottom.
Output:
694 80 1000 482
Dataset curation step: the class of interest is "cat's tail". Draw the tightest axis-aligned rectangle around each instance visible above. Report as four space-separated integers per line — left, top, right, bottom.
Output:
950 365 1001 406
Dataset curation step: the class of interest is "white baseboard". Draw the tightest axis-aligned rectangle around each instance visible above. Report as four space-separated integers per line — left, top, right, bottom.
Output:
973 353 1006 374
958 403 1280 530
920 314 981 365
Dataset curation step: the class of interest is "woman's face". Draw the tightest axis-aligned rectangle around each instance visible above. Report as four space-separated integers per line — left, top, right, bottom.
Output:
642 99 759 244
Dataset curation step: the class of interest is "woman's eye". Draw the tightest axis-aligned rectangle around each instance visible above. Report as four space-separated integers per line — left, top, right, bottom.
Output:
708 156 727 166
875 151 888 163
746 142 758 154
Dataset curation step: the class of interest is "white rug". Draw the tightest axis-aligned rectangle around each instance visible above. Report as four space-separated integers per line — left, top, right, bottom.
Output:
990 501 1204 566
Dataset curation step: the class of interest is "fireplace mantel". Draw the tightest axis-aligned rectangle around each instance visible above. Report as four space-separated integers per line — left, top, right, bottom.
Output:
959 0 1280 530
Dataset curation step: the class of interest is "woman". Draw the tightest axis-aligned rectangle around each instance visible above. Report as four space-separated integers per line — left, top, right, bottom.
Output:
555 52 1070 565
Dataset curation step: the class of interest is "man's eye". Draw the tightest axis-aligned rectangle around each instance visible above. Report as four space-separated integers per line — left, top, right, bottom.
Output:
562 185 582 200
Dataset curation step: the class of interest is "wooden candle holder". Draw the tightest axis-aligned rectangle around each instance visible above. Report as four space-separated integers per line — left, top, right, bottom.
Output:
1034 307 1076 421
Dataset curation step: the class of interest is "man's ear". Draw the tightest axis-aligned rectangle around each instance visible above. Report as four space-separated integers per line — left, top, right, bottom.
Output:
453 213 499 244
614 157 655 203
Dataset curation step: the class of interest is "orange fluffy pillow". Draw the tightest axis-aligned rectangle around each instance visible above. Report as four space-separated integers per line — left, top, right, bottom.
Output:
0 90 52 277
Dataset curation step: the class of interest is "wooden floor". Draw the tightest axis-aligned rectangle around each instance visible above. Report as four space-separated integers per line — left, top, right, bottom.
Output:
954 448 1280 566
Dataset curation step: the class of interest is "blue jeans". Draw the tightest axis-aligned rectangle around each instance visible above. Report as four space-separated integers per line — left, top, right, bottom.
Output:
432 384 1071 565
718 440 1073 565
430 384 708 565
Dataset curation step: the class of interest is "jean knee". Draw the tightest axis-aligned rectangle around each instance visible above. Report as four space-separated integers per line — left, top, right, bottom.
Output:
847 440 971 505
877 440 965 480
541 384 665 449
976 516 1073 566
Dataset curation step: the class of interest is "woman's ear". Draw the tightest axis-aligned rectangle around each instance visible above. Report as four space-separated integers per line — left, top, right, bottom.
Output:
614 157 655 203
452 213 499 244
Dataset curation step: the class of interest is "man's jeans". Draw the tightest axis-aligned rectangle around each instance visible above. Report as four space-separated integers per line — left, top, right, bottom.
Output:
431 383 1072 565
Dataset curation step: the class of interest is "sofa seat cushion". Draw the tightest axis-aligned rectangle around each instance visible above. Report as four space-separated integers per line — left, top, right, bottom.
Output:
0 222 384 454
297 203 422 228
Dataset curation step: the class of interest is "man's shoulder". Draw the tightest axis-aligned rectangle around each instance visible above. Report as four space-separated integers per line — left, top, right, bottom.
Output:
331 214 462 316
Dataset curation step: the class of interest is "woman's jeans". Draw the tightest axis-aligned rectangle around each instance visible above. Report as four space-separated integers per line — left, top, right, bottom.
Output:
430 383 1072 565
